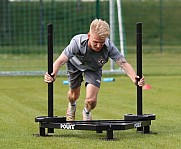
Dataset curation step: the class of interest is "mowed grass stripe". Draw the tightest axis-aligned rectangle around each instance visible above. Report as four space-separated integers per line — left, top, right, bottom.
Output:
0 75 181 148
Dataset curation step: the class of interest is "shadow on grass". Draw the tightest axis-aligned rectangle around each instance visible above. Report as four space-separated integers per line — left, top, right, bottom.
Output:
33 131 105 140
33 129 158 141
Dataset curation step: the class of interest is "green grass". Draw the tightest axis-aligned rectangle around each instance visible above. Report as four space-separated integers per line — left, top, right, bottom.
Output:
0 48 180 147
0 74 181 148
1 0 181 147
1 45 180 76
0 47 181 148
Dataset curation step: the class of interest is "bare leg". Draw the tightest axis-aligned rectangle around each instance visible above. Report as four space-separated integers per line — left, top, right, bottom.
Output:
66 87 81 121
67 86 81 104
84 84 99 112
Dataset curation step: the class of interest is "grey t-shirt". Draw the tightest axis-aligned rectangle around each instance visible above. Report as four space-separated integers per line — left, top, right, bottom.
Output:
63 34 125 71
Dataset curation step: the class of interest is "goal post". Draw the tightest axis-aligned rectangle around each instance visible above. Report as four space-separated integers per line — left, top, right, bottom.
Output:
0 0 126 76
106 0 126 74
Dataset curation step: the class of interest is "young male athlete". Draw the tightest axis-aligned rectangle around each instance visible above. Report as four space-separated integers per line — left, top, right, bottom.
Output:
44 19 145 121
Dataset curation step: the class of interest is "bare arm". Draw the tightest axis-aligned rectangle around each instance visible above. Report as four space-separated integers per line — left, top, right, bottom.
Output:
44 53 68 83
116 58 145 86
53 53 68 76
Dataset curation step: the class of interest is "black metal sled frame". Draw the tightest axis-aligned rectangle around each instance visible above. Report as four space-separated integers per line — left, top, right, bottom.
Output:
35 23 156 141
35 116 155 140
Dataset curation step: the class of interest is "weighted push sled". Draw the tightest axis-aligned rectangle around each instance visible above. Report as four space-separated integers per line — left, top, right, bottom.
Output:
35 23 156 140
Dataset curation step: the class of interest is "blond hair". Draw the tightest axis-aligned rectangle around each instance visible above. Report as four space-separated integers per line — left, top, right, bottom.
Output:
89 19 110 39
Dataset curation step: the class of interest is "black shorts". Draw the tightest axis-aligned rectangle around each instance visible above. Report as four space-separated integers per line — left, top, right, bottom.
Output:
66 61 102 89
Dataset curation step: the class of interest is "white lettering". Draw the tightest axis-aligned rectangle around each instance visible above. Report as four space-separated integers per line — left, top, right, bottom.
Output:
60 123 75 130
134 122 142 128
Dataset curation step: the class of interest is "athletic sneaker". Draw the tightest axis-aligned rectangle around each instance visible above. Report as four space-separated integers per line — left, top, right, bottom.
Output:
66 102 76 121
82 108 92 121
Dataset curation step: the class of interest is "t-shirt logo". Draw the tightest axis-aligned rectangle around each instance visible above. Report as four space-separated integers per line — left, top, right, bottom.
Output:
97 56 105 66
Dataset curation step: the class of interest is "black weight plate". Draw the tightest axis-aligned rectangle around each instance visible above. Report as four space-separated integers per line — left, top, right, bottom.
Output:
35 116 66 123
124 114 156 121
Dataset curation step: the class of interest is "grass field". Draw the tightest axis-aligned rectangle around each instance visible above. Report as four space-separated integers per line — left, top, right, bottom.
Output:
0 51 181 148
1 1 181 148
